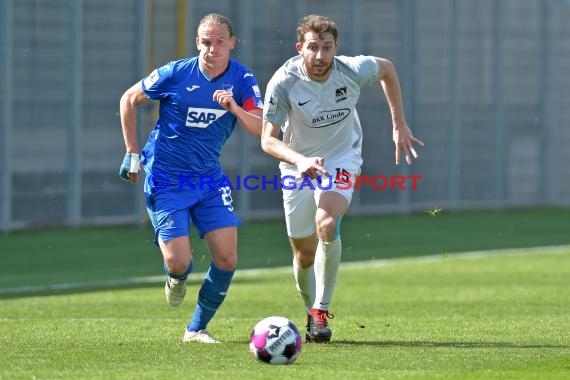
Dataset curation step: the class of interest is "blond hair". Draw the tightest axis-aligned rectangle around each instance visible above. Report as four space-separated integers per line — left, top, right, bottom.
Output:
197 13 234 37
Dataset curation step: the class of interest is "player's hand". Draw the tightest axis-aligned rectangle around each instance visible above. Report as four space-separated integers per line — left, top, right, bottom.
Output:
296 156 329 180
213 89 237 113
392 124 424 165
119 153 140 183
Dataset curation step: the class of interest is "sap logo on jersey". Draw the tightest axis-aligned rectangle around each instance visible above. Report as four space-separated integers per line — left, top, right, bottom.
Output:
186 108 227 128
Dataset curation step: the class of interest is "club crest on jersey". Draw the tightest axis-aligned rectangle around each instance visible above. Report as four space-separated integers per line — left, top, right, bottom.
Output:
335 87 347 102
266 95 278 115
186 107 227 128
310 108 350 128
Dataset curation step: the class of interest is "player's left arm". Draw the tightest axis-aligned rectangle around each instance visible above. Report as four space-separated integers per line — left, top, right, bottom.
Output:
212 71 263 137
234 104 263 137
212 89 262 136
375 57 424 165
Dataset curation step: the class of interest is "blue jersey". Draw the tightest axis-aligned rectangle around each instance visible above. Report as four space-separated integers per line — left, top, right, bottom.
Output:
140 57 262 193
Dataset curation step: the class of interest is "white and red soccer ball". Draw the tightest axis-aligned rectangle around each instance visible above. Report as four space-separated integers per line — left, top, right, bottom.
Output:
249 316 302 365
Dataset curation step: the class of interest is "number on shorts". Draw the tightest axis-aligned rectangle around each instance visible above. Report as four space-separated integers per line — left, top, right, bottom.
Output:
219 186 234 211
333 168 351 184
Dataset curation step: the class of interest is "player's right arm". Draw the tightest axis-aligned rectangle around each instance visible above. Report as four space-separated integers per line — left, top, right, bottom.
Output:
261 120 328 179
119 82 149 182
262 72 328 179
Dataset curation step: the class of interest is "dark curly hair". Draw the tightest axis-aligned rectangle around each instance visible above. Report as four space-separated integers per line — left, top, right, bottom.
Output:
296 15 338 43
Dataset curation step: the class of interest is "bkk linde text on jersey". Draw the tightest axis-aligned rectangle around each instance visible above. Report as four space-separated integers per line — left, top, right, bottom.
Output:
311 109 350 128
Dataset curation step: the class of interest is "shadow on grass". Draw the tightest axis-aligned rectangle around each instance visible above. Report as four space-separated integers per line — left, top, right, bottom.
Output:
223 338 570 349
331 340 570 349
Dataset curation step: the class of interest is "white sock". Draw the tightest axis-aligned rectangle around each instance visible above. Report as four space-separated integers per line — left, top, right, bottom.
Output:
313 237 342 311
293 257 315 314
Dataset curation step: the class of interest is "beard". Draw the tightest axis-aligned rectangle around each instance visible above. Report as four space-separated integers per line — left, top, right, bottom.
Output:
308 60 333 80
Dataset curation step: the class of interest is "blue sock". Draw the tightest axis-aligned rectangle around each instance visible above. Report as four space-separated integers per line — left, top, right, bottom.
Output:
187 263 234 332
164 260 193 281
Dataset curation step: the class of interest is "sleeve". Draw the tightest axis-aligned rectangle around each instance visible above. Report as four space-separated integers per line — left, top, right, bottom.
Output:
262 70 290 126
337 55 380 87
236 69 264 111
140 61 175 100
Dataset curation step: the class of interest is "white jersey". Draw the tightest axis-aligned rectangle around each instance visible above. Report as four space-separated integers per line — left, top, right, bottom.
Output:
263 55 380 176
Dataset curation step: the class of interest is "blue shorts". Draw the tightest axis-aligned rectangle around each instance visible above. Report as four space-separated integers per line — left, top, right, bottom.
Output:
145 178 240 244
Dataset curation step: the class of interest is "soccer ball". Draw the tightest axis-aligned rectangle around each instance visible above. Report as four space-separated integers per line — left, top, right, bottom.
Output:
249 316 302 365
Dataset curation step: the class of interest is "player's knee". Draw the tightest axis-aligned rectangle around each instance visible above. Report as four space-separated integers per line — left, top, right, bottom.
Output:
316 215 338 242
213 251 237 271
294 251 314 268
164 256 191 276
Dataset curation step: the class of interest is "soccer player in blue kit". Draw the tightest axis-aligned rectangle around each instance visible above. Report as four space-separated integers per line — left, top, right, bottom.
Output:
118 13 263 343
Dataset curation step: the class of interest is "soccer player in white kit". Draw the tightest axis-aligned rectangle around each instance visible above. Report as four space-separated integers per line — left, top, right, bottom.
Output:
261 15 424 342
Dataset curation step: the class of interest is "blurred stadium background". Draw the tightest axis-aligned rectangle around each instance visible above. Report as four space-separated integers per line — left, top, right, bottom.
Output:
0 0 569 232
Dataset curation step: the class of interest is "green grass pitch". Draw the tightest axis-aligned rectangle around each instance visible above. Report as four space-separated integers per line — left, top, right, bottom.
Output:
0 208 569 379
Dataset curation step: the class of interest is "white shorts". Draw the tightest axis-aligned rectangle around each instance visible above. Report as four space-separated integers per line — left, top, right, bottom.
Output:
281 162 361 238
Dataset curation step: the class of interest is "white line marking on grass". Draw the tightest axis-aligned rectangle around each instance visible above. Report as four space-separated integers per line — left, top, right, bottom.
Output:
339 244 570 271
0 275 167 295
1 245 568 296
